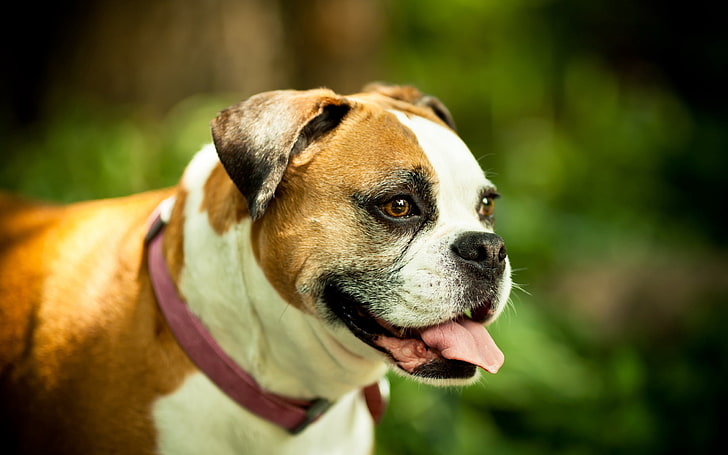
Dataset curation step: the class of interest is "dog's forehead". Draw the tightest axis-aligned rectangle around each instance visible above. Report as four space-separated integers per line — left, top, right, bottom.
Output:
344 95 487 193
386 110 490 221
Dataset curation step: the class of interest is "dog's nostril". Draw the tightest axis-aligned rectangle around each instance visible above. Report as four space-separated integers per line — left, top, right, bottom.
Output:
452 231 506 269
498 245 507 263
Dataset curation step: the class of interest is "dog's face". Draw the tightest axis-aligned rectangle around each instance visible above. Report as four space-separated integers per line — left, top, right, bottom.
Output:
211 85 511 385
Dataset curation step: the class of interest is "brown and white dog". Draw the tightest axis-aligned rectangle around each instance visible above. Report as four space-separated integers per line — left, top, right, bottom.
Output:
0 84 511 454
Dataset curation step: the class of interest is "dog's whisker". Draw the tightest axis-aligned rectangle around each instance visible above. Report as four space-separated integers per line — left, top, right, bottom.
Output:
510 282 531 297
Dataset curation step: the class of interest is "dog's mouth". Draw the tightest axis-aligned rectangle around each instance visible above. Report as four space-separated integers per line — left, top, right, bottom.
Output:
322 283 504 381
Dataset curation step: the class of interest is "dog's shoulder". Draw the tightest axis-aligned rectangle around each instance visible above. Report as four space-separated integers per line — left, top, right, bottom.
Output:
0 189 174 369
0 193 64 369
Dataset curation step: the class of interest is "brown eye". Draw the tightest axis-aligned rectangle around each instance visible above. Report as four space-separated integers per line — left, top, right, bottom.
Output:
381 198 412 218
478 196 495 218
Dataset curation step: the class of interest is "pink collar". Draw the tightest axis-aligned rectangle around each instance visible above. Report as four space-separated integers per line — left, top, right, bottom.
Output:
145 212 385 433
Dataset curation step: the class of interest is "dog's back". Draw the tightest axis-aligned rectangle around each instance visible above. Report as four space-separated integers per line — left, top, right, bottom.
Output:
0 190 191 455
0 191 160 368
0 194 62 370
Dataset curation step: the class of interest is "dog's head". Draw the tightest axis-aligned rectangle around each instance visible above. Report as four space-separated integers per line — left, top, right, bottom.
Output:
211 84 511 385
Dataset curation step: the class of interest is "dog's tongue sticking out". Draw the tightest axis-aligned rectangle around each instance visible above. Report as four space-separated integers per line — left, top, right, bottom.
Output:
420 319 504 373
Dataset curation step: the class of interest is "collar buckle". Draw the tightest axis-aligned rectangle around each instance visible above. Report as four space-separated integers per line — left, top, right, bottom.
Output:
291 398 332 434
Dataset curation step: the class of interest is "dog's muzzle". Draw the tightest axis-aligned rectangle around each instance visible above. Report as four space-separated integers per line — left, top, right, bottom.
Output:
323 231 509 382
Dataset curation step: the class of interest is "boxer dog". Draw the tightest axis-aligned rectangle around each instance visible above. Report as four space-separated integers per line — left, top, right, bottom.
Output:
0 84 511 454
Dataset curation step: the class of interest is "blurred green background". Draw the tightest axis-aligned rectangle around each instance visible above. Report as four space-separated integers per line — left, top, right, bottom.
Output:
2 0 726 453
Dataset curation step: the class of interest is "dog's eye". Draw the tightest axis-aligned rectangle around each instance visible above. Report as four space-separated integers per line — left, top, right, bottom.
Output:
381 197 414 218
477 196 496 218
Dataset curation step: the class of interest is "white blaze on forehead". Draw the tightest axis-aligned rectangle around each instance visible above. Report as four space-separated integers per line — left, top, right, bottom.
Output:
389 111 491 228
371 110 504 328
384 110 512 347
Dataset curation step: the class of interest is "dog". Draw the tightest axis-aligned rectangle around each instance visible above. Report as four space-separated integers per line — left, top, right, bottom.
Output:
0 84 511 454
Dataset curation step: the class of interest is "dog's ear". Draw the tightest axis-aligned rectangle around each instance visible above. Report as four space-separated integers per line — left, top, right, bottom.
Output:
363 82 457 131
211 89 351 220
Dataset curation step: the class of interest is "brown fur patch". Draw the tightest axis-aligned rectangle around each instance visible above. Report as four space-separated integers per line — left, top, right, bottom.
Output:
162 189 188 284
0 195 62 370
0 189 195 454
199 163 249 235
354 90 454 131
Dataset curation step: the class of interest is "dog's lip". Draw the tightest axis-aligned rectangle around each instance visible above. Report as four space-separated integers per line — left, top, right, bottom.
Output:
376 302 493 337
371 311 504 375
322 282 504 375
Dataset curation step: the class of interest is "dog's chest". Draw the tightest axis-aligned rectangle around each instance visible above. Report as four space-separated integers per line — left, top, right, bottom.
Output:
152 373 374 455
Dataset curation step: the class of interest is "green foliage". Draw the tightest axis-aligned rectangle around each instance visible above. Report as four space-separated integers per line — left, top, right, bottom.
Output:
1 94 236 202
374 0 725 453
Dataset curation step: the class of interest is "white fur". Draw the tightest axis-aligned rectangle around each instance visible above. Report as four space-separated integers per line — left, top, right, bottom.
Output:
155 373 374 455
158 195 177 223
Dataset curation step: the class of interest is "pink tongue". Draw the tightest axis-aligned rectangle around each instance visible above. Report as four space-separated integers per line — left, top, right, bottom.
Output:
420 319 504 373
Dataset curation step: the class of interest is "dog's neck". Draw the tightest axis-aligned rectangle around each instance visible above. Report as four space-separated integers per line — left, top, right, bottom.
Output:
165 146 387 401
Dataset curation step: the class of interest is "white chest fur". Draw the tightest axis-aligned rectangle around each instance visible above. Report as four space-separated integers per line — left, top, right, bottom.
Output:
153 373 374 455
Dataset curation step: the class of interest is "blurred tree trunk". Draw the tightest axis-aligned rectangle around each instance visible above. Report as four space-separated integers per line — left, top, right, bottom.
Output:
51 0 290 112
1 0 385 131
39 0 384 115
278 0 384 93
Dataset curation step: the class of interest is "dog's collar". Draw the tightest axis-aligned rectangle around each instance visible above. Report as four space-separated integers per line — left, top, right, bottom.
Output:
144 202 385 434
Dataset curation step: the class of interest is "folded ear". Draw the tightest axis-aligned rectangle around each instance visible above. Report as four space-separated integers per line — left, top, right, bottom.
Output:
211 89 351 220
363 82 457 131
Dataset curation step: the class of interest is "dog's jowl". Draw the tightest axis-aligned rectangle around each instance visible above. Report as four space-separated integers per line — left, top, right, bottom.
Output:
0 84 512 455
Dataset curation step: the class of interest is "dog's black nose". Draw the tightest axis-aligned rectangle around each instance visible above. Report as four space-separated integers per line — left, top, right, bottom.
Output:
451 231 507 271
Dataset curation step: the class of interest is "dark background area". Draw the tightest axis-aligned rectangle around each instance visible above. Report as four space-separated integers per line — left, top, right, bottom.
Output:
2 0 726 453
